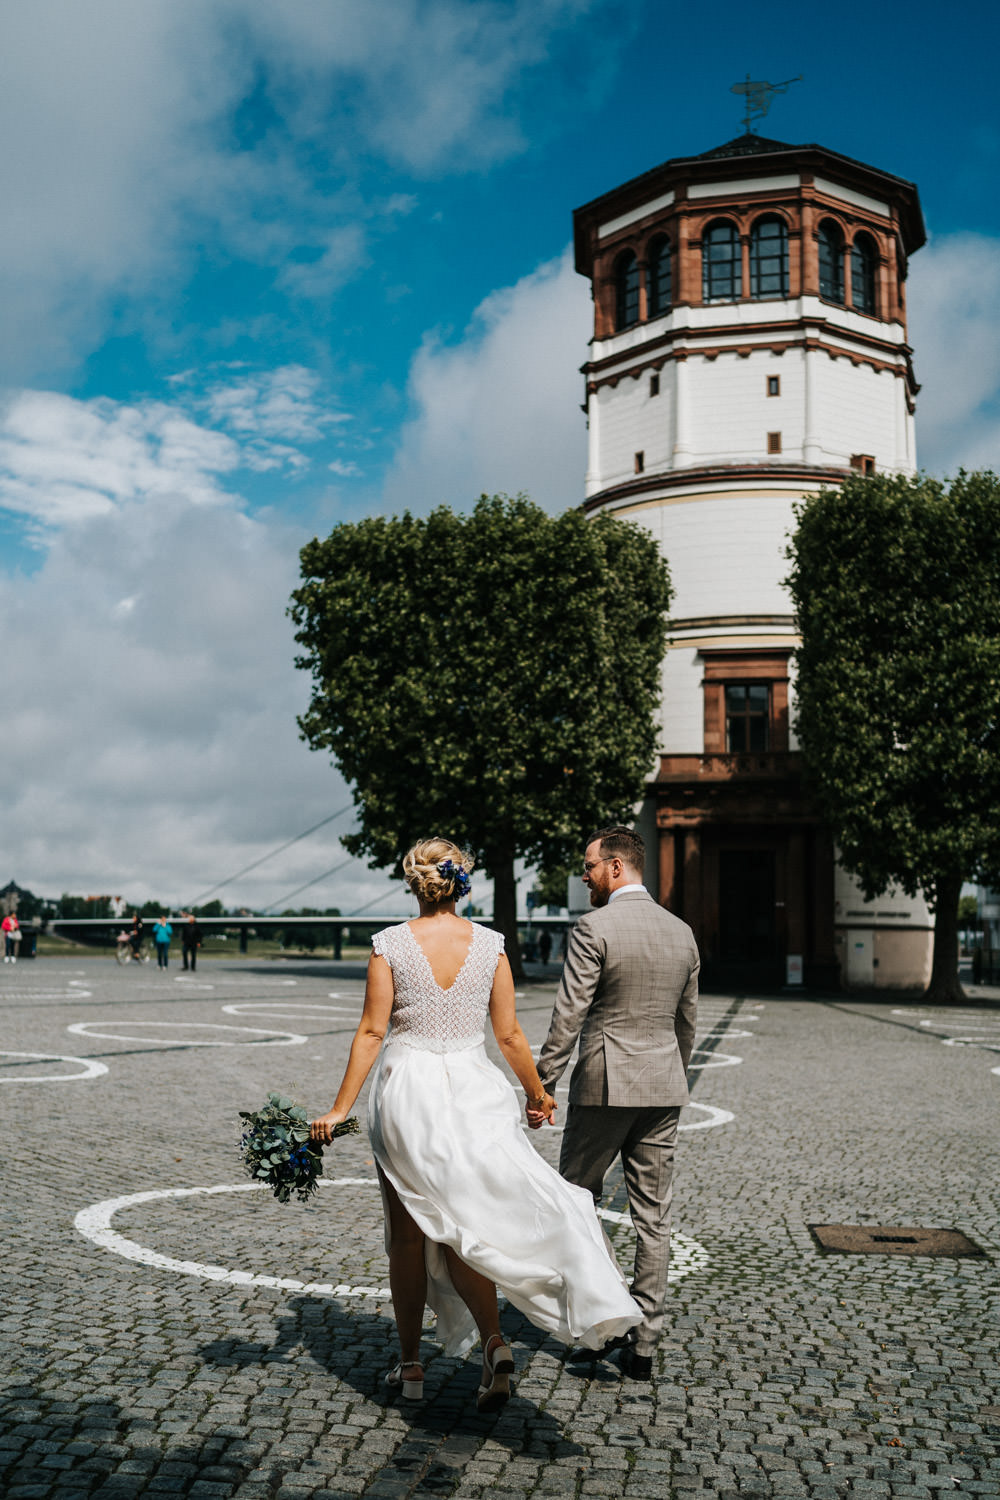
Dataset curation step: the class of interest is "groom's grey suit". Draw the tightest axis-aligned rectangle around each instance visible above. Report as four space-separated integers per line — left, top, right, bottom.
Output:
537 889 699 1357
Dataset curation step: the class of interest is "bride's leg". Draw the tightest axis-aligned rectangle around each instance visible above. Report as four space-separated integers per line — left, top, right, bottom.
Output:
380 1171 427 1368
440 1246 502 1347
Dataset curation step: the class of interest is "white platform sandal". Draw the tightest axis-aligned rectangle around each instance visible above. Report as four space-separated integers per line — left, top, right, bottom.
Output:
477 1334 515 1413
384 1360 424 1400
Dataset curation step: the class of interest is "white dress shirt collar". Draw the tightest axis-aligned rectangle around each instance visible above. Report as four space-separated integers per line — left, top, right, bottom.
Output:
608 883 647 903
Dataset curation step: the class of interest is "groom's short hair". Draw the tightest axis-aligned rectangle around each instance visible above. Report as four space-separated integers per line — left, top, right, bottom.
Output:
588 824 644 874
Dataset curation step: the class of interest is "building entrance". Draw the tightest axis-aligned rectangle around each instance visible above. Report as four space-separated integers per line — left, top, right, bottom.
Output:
718 848 780 986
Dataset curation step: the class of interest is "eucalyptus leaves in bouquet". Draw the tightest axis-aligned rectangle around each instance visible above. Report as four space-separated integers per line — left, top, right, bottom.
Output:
239 1092 360 1203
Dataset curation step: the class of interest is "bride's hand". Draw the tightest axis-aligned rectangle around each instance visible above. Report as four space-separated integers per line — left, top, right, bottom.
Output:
310 1109 346 1144
526 1092 557 1129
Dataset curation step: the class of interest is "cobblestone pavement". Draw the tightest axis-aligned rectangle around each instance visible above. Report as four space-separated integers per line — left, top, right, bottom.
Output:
2 956 999 1499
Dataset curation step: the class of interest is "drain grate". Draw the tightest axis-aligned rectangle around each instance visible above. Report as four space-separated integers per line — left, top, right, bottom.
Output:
809 1223 986 1257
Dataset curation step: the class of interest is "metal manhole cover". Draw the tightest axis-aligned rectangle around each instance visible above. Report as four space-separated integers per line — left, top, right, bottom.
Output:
809 1224 986 1257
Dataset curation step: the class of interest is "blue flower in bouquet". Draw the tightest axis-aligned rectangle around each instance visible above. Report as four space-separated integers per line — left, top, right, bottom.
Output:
238 1092 360 1204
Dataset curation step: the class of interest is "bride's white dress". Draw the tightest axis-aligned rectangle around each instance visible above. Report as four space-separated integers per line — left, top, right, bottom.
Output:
367 919 642 1356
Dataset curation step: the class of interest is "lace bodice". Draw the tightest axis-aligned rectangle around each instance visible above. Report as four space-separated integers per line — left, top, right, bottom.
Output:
372 921 505 1054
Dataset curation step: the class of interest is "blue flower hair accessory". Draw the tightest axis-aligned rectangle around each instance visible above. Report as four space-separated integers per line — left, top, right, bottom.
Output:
438 858 472 900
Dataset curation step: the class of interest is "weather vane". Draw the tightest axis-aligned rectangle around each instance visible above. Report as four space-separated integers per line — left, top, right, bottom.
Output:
730 74 803 135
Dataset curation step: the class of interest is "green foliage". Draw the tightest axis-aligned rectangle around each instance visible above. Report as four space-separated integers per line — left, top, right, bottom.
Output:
289 494 672 936
535 864 574 910
786 469 1000 908
958 894 979 924
238 1092 359 1204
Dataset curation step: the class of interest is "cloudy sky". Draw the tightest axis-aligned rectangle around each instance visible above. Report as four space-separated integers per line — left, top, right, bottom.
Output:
2 0 998 917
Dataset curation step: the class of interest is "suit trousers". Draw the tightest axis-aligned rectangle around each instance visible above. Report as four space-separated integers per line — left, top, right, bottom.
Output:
559 1103 680 1357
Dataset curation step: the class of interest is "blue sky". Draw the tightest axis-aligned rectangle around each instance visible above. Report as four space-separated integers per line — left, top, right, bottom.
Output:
1 0 998 914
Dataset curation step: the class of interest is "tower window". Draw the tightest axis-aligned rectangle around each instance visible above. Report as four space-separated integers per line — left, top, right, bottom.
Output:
649 373 660 397
614 250 639 330
750 216 789 299
703 220 740 303
767 375 780 397
818 220 845 304
851 454 876 475
851 233 877 315
767 432 782 454
647 235 672 317
726 684 770 752
634 451 645 474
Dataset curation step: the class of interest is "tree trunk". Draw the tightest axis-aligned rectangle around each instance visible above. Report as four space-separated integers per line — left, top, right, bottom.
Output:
925 871 966 1004
491 855 524 981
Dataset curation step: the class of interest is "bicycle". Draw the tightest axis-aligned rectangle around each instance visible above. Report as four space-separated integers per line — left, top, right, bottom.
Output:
115 932 150 965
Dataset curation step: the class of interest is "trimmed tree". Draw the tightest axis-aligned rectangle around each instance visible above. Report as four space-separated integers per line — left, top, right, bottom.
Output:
289 493 672 975
786 469 1000 1002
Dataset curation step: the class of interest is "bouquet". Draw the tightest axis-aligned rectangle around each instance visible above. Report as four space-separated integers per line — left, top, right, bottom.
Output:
239 1092 360 1203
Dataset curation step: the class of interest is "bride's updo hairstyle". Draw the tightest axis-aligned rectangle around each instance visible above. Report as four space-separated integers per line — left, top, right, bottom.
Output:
403 837 475 906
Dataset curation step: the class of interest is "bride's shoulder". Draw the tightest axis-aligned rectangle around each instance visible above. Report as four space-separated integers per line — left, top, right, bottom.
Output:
468 920 505 953
371 922 410 959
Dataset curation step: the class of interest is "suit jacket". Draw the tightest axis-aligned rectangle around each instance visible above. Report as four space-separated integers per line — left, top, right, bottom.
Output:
538 890 699 1108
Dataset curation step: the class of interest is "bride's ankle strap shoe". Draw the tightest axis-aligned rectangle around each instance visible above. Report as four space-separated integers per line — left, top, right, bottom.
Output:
477 1335 515 1413
385 1360 424 1400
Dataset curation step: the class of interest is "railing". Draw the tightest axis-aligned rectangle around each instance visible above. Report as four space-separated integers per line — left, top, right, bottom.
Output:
658 752 801 780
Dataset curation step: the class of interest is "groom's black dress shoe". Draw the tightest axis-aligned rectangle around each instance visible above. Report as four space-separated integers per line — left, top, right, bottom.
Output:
617 1345 653 1380
564 1333 633 1366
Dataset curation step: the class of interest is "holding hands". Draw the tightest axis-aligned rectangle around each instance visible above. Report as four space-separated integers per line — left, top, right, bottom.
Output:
525 1091 557 1129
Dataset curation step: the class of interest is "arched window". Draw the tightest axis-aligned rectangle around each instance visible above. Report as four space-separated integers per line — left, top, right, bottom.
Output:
703 220 740 303
614 250 639 330
850 233 877 315
647 235 671 317
750 216 789 299
818 220 845 304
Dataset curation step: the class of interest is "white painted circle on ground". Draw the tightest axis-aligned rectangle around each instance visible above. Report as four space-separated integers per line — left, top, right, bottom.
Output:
74 1176 708 1293
221 1002 356 1019
74 1178 389 1296
690 1049 742 1068
66 1020 307 1047
0 1050 108 1083
594 1209 707 1281
679 1101 735 1131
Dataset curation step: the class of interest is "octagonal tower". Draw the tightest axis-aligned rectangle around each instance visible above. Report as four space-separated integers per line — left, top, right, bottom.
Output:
574 134 929 988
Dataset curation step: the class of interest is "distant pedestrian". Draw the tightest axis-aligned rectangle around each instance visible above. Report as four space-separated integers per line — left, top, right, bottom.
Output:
129 913 144 961
153 916 173 969
2 912 21 963
182 914 202 971
538 929 552 966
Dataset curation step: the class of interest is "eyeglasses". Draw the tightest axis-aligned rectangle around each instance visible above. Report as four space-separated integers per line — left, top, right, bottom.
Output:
582 857 613 875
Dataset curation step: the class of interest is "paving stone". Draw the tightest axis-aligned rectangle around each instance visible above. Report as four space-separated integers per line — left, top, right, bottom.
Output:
1 962 999 1498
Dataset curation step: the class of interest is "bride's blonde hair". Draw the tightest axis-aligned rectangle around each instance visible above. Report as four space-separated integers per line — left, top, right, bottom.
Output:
403 837 475 905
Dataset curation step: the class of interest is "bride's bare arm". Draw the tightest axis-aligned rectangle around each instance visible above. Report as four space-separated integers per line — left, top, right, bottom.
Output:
311 953 394 1142
488 953 556 1125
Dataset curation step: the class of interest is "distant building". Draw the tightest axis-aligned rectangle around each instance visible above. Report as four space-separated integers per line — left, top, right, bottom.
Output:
573 132 932 988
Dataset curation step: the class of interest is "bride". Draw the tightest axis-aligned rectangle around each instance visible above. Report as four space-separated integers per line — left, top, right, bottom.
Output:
311 836 640 1412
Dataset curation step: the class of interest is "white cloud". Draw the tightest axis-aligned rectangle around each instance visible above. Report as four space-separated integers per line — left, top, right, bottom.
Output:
380 248 591 514
0 390 241 526
0 0 614 379
0 491 402 912
908 232 1000 475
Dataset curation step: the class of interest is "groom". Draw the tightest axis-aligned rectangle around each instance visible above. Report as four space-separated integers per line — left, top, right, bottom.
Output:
534 824 699 1378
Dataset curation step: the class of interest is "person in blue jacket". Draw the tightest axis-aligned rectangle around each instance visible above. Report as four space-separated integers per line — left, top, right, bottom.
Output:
152 915 173 970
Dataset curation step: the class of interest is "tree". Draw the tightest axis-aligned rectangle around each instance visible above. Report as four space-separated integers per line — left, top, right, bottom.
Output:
290 494 672 975
786 470 1000 1003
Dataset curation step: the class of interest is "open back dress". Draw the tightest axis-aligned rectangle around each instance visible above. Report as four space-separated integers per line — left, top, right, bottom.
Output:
366 919 641 1356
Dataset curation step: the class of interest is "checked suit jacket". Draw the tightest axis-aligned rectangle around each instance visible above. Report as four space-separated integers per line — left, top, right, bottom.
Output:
538 890 699 1108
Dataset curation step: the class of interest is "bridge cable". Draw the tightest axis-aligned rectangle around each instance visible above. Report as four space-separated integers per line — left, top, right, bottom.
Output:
186 804 353 908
